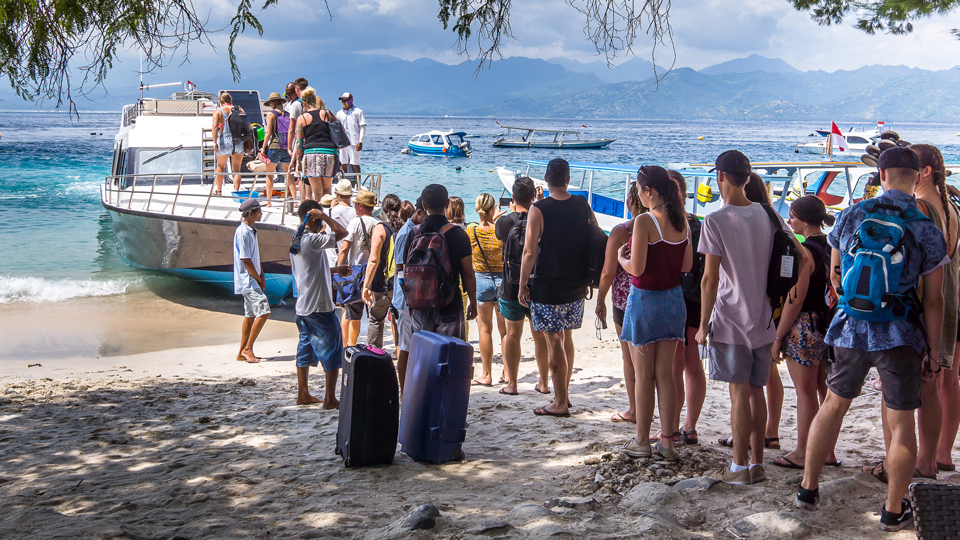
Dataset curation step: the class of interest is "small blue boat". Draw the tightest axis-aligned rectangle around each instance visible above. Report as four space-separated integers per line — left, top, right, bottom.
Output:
406 130 472 157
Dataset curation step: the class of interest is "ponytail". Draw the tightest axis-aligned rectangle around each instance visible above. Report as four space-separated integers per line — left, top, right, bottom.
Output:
911 144 950 235
637 166 685 232
380 193 404 231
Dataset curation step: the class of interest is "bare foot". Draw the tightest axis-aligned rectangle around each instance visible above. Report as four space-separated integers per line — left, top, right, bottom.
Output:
471 376 493 386
503 385 519 395
322 399 340 410
611 411 636 423
237 354 246 362
241 350 260 363
296 394 322 405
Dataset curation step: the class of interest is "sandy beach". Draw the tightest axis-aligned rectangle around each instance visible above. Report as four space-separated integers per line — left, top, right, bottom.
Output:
1 293 956 539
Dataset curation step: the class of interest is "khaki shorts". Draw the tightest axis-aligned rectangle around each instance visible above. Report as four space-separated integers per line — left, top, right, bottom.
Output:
242 288 271 318
828 346 921 411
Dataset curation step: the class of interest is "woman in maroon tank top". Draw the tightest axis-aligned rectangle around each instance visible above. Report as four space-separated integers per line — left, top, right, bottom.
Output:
617 166 693 462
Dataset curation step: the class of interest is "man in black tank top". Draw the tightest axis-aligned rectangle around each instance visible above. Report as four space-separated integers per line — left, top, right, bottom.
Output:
519 158 593 418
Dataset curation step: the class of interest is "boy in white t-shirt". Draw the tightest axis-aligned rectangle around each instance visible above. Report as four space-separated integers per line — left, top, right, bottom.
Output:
696 150 794 485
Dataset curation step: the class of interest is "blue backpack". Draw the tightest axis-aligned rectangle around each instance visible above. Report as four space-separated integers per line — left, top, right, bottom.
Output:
838 199 929 322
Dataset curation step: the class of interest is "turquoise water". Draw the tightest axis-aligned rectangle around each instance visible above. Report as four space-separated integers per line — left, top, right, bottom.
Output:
2 111 959 304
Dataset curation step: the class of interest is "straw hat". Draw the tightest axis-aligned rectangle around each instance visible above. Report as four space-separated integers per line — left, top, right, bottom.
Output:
319 194 335 208
335 178 354 196
355 190 376 208
263 92 285 106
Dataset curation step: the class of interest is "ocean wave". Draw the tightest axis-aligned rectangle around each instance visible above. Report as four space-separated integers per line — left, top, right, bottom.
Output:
0 275 136 304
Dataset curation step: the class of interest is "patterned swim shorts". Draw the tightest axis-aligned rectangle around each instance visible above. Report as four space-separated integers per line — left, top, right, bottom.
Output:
301 153 336 178
530 299 584 333
782 312 829 367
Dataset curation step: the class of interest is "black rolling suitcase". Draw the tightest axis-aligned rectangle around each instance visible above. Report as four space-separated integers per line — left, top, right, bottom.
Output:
335 344 399 467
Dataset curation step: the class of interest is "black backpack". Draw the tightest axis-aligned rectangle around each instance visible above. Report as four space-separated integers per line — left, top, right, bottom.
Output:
228 108 254 142
762 204 800 312
502 212 527 285
680 216 704 303
585 219 607 290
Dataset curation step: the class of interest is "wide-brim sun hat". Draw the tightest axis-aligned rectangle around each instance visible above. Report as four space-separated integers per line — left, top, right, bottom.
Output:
335 178 354 196
354 189 376 208
263 92 285 106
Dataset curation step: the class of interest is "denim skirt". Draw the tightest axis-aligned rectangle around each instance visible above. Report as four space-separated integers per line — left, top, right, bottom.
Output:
620 285 686 347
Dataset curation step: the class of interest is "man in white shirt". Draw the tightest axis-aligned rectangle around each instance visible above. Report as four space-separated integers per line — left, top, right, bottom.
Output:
233 198 270 363
330 178 357 230
290 200 348 407
336 92 366 175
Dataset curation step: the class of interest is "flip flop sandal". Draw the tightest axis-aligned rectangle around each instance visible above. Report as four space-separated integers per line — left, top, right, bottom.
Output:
772 454 804 470
937 462 957 472
535 386 551 394
471 379 493 387
914 468 938 480
611 413 636 424
498 378 507 384
680 429 699 446
534 405 570 418
864 461 889 484
825 460 843 467
718 437 734 448
499 388 518 396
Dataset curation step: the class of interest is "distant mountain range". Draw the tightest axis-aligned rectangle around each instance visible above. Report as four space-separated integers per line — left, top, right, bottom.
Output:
4 53 960 121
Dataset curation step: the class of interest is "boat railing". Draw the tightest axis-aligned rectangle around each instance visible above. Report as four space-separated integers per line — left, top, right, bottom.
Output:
102 171 383 228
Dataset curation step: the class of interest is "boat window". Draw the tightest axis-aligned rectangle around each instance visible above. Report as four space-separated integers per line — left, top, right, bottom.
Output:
803 171 827 192
449 134 464 144
853 173 873 199
847 136 869 144
133 147 202 185
432 135 444 145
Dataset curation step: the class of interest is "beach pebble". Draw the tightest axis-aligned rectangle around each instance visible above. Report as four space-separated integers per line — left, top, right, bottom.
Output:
732 511 807 538
545 496 597 511
507 504 554 521
584 456 601 466
621 482 675 509
655 469 675 478
671 477 721 492
401 504 441 530
469 520 513 534
237 379 257 387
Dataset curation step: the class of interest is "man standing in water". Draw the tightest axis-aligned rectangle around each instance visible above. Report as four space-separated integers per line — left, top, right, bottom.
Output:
234 198 271 363
290 200 348 407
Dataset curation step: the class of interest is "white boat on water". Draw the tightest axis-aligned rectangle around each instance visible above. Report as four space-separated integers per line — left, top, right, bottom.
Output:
404 130 472 157
496 159 960 232
100 86 382 304
795 121 893 155
493 125 615 149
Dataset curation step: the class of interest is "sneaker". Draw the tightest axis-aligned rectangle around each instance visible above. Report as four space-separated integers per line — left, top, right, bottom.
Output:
653 441 680 462
880 499 914 532
750 464 767 484
796 485 820 510
705 465 751 485
621 438 652 459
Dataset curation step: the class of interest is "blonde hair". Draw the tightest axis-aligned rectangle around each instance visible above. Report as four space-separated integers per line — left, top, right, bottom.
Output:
218 92 232 104
475 193 496 215
301 87 325 110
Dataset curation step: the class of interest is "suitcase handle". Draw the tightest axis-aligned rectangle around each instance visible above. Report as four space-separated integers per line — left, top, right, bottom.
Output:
437 362 449 378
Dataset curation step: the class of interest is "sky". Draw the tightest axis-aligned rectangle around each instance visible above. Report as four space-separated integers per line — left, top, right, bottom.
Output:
9 0 960 102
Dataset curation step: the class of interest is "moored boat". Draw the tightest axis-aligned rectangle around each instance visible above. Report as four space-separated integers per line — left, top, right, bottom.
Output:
405 130 472 157
493 125 615 149
100 87 382 304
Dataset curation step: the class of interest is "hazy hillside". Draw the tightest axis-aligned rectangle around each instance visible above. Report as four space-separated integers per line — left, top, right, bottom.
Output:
700 54 801 75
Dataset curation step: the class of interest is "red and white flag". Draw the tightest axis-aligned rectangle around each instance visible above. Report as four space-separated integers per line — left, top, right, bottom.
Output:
831 121 849 152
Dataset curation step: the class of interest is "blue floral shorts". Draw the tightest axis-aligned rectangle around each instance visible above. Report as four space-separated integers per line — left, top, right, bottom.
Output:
782 312 828 367
530 299 584 332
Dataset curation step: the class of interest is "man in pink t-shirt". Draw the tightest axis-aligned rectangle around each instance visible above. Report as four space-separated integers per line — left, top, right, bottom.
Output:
696 150 791 486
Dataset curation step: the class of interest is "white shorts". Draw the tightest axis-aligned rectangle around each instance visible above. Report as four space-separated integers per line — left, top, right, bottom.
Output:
397 309 414 352
339 144 361 166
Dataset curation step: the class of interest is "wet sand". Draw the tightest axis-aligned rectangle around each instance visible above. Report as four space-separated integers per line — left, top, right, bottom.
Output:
0 292 956 538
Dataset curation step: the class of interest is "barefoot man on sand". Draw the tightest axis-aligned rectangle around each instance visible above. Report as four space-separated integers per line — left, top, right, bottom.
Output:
290 200 348 407
234 198 271 363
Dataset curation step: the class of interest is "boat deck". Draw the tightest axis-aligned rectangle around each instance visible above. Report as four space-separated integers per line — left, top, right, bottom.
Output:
101 171 382 231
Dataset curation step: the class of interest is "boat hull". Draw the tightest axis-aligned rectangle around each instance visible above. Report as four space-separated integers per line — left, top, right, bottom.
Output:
407 143 469 157
493 139 615 149
105 203 294 304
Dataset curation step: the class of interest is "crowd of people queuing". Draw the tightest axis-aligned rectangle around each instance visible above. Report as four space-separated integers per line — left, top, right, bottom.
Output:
230 104 960 531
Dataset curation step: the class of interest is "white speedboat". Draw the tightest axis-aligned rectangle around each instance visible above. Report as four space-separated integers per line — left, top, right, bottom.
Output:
795 121 893 155
100 87 382 304
404 130 472 157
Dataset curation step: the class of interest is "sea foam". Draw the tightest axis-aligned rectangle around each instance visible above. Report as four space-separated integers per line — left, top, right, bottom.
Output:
0 275 135 304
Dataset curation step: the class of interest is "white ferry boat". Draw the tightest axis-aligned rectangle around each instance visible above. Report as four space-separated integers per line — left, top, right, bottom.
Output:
100 87 381 304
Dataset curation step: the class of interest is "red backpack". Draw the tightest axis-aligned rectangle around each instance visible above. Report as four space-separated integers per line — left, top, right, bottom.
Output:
402 224 457 310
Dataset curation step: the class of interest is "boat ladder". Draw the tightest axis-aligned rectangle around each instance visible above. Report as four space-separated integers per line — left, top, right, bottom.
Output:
201 128 216 185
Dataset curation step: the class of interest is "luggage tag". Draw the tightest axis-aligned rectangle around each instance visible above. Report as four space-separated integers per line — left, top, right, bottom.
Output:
780 255 795 278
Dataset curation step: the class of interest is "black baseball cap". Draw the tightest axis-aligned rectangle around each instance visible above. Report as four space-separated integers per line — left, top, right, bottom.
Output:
710 150 752 176
421 184 448 211
877 146 920 172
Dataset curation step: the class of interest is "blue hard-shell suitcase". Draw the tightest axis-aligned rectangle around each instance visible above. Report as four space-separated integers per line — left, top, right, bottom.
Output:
336 344 399 467
399 331 474 464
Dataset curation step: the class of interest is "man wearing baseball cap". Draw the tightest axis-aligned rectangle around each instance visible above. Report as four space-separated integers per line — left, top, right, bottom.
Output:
234 198 270 363
697 150 793 486
797 146 947 532
336 92 366 175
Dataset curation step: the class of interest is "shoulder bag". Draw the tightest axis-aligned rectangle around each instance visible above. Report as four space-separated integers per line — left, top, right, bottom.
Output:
326 110 352 149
